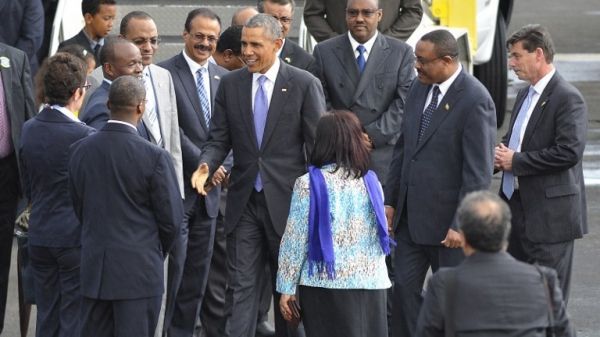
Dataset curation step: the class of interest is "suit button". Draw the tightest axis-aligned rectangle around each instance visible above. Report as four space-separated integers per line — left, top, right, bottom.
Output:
371 109 377 113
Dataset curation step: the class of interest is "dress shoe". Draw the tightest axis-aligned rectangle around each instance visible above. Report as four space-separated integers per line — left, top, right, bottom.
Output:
256 320 275 337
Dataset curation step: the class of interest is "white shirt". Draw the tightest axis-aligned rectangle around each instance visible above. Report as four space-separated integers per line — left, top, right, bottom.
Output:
183 49 212 112
107 119 138 132
252 57 281 110
515 67 556 151
142 67 157 113
422 63 463 112
348 31 378 63
51 105 80 122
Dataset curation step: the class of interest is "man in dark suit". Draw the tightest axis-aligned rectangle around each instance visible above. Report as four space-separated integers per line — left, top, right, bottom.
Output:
312 0 414 184
190 14 325 337
304 0 422 42
158 8 229 337
0 42 35 334
58 0 117 65
495 25 588 305
384 30 496 337
0 0 44 75
416 191 574 337
259 0 316 75
80 37 144 130
69 76 183 337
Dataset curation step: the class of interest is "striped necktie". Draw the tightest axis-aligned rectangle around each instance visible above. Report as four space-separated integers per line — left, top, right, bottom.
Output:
196 67 211 129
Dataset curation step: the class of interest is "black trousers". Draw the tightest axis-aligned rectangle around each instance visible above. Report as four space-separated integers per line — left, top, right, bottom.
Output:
299 286 387 337
168 198 216 337
0 153 19 334
29 245 81 337
507 190 575 304
391 211 464 337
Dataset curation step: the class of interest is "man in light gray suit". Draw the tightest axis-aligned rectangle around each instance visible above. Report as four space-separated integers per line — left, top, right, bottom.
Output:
119 11 184 197
190 14 325 337
495 25 587 304
312 0 414 184
384 30 496 337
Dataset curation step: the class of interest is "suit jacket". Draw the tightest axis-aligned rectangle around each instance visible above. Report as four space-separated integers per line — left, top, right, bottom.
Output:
158 52 228 216
200 62 325 236
313 33 414 183
0 0 44 74
68 122 183 300
280 39 317 76
304 0 423 42
384 70 496 245
20 108 95 247
500 72 588 243
0 43 35 177
58 30 99 64
416 251 573 337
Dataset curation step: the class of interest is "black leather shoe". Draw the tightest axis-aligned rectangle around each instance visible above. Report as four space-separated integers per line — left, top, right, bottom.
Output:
256 320 275 337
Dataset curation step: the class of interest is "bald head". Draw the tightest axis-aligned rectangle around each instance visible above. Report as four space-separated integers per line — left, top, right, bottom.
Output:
231 6 258 26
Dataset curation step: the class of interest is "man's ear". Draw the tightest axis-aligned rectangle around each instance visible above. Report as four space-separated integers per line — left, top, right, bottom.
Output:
84 13 94 25
223 49 234 61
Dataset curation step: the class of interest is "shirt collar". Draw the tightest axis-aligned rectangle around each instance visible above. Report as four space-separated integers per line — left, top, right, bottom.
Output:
252 57 281 84
531 67 556 96
50 105 80 122
107 119 138 131
436 63 462 97
347 31 379 55
82 29 103 48
183 49 209 75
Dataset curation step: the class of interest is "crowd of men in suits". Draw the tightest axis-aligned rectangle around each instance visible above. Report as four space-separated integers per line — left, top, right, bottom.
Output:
0 0 588 336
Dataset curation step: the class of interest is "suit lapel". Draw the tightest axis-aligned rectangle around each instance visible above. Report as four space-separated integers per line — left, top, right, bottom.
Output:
332 37 360 89
521 74 557 148
280 40 294 64
353 34 390 100
144 65 165 144
238 69 257 147
208 63 221 107
0 48 13 122
174 53 205 129
260 63 290 150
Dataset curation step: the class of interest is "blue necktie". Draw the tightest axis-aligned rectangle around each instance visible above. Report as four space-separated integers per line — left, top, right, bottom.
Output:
254 75 268 191
418 86 440 143
196 68 211 128
356 45 366 74
502 86 535 199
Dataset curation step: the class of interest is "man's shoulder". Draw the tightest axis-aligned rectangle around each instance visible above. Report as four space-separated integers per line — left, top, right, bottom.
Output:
156 53 180 71
314 34 347 51
379 33 412 52
59 30 87 48
208 61 229 77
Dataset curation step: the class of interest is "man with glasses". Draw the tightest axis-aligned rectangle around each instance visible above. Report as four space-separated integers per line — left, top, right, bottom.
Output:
258 0 317 75
304 0 422 43
158 8 229 337
383 30 496 337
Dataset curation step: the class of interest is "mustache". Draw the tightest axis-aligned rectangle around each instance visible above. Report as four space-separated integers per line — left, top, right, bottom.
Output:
194 44 212 52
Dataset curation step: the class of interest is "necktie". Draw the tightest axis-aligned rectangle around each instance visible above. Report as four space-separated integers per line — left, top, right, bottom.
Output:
196 68 211 128
254 75 268 191
418 86 440 143
93 44 101 60
502 86 535 199
356 45 366 74
0 73 12 158
143 73 163 147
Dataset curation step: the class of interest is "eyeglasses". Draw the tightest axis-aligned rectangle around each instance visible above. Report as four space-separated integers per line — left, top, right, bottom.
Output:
415 54 456 66
81 82 91 90
345 8 380 18
271 15 292 24
131 37 161 46
190 33 219 44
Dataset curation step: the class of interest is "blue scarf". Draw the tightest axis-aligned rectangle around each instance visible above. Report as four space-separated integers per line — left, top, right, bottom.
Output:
307 165 393 280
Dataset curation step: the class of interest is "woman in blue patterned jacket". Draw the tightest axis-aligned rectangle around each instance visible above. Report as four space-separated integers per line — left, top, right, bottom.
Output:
276 111 392 337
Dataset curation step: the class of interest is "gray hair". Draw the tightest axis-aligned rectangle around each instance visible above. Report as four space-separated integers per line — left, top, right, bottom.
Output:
245 13 282 40
507 24 555 63
108 75 146 112
457 191 511 252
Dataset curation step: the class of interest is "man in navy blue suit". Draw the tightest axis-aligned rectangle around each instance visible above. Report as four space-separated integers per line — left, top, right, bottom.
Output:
69 75 183 337
157 8 229 337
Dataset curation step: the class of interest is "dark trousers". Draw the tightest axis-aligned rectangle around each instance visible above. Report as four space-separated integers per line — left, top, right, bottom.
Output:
391 213 464 337
223 191 295 337
29 245 81 337
0 153 19 334
81 295 162 337
507 191 575 304
168 198 216 337
257 264 272 324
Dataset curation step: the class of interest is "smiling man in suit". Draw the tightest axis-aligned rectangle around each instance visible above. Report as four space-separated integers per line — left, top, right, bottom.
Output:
312 0 414 184
158 8 229 337
495 25 588 305
384 30 496 337
190 14 325 337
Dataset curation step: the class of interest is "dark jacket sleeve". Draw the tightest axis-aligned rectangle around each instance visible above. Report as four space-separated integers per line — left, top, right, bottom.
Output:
382 0 423 41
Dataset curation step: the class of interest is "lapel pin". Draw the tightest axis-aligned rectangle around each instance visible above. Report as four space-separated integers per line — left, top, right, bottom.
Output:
282 88 287 92
214 75 220 80
0 56 10 68
444 103 450 111
541 100 547 107
284 57 292 63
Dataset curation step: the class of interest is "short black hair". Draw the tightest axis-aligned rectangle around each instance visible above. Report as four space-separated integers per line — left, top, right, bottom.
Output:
81 0 116 16
420 30 459 59
507 24 555 63
216 25 243 55
457 191 512 252
109 75 146 113
99 36 134 65
120 11 153 36
184 8 221 33
44 53 87 106
257 0 296 13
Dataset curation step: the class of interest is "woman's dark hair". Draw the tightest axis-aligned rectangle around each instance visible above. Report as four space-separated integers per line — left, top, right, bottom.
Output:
43 52 87 106
310 110 370 178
